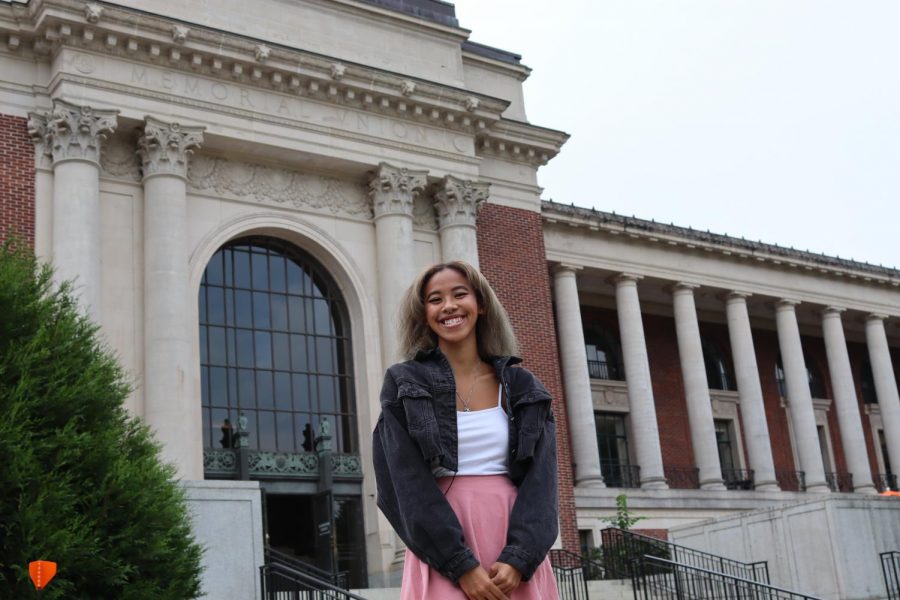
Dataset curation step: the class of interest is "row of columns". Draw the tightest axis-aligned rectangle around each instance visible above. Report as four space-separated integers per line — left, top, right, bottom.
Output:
554 265 900 494
368 163 489 365
29 101 206 478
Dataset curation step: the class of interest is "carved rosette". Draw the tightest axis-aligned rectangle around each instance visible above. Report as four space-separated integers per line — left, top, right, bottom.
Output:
137 116 205 179
28 100 118 166
434 175 489 229
368 162 428 219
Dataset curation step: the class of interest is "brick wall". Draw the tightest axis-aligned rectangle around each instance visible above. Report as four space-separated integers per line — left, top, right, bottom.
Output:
477 203 579 553
0 114 35 247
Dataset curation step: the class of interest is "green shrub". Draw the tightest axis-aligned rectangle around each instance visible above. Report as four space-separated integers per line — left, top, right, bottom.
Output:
0 244 203 599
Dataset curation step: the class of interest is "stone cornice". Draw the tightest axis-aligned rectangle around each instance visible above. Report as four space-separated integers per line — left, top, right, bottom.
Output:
542 200 900 289
1 0 519 137
461 47 532 82
477 118 570 166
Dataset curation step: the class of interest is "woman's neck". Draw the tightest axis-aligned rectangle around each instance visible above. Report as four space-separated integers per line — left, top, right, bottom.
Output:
439 338 483 374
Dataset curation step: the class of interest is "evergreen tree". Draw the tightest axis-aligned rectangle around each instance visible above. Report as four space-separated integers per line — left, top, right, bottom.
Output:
0 244 203 599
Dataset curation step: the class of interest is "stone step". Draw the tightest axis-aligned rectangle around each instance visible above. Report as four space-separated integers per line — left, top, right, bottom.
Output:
353 579 634 600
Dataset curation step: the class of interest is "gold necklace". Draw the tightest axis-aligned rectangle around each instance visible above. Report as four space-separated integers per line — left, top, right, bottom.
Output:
455 366 481 412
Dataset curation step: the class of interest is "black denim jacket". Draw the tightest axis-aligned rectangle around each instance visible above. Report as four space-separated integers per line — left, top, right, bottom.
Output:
372 348 559 584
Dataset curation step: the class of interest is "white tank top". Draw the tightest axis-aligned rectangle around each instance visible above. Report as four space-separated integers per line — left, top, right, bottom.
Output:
433 386 509 477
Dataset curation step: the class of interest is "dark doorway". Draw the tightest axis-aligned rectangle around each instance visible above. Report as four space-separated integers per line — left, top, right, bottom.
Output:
265 493 368 588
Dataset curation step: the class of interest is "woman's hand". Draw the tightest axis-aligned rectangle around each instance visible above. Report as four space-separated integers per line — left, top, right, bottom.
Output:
458 565 509 600
489 562 522 596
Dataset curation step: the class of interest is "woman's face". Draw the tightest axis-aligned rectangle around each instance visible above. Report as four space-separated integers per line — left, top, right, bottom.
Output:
423 268 481 350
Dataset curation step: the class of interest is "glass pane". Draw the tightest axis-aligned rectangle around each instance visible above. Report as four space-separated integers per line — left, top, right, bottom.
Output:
270 256 286 293
206 252 224 286
288 296 305 333
200 366 209 404
291 335 308 371
238 368 256 409
252 252 269 289
202 409 211 448
277 412 294 451
272 333 290 371
257 371 274 409
274 372 292 410
223 248 233 286
255 331 272 369
224 288 235 326
319 376 336 413
317 337 335 373
293 374 310 412
199 289 207 323
209 367 228 407
253 292 271 329
233 250 251 288
235 290 253 328
314 299 332 334
211 408 230 449
226 327 237 365
208 327 226 366
297 414 315 452
287 260 303 294
271 294 288 331
236 329 254 368
207 286 225 325
258 411 276 451
199 325 208 365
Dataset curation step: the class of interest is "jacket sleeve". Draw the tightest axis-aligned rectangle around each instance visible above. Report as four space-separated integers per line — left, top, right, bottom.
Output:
497 369 559 581
372 370 480 583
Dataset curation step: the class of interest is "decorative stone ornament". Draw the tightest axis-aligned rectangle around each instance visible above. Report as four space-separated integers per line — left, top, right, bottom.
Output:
465 96 479 112
401 80 416 96
137 116 204 179
84 3 103 24
368 162 428 218
172 25 189 44
330 62 345 80
434 175 489 229
27 99 118 165
254 43 270 62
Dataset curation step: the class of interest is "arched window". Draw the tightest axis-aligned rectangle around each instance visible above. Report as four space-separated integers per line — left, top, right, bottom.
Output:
701 336 736 391
199 236 356 454
584 326 624 380
775 355 826 399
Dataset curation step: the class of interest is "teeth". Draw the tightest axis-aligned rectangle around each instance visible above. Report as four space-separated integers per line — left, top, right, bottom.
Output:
442 317 463 326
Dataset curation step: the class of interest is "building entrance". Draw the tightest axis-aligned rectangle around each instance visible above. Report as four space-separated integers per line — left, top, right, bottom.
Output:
265 493 368 588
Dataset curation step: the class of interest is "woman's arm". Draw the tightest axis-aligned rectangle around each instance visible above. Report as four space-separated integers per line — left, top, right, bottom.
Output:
496 370 559 581
372 370 481 583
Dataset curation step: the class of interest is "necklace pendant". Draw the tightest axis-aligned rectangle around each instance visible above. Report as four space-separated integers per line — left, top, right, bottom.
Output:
464 406 471 412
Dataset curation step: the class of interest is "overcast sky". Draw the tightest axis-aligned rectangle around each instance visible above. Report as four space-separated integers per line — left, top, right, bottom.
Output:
451 1 900 270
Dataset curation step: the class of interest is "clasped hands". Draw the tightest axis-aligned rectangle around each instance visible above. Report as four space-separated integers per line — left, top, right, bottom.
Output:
459 562 522 600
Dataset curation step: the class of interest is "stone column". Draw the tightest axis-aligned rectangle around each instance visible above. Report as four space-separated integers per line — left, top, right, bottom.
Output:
552 265 604 487
369 163 427 366
614 274 667 489
865 315 900 479
138 117 204 480
775 300 829 492
672 283 726 489
822 308 876 493
725 293 779 490
434 175 488 268
28 100 118 322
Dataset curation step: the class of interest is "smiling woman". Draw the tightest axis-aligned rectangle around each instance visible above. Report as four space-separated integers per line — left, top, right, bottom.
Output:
374 261 560 600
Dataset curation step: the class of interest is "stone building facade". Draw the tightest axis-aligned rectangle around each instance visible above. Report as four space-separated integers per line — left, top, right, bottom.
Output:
0 0 898 596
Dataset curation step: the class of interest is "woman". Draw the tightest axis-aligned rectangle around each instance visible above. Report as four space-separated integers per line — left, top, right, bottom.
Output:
373 261 560 600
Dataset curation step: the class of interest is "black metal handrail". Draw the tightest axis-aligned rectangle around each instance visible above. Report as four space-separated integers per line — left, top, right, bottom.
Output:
776 469 807 492
722 468 755 490
883 551 900 600
825 471 854 493
260 562 369 600
550 548 605 580
630 555 823 599
877 473 899 492
600 527 769 584
265 548 349 590
664 465 699 489
587 359 612 380
548 549 590 600
600 461 641 488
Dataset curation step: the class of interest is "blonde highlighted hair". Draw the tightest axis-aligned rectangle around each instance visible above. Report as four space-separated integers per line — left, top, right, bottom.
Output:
398 261 519 361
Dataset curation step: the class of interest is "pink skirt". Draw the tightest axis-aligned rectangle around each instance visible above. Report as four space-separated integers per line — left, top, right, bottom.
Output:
400 475 560 600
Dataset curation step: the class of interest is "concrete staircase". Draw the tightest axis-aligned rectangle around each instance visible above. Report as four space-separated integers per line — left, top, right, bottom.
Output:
353 579 635 599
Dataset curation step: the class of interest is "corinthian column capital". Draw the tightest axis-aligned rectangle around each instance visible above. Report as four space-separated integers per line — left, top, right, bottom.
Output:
434 175 489 229
368 162 428 219
138 116 205 180
28 99 118 165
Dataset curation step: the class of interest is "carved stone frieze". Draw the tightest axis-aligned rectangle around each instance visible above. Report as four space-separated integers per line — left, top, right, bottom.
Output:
27 99 118 165
137 117 204 179
368 162 428 219
100 131 142 181
433 175 489 229
188 155 370 218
